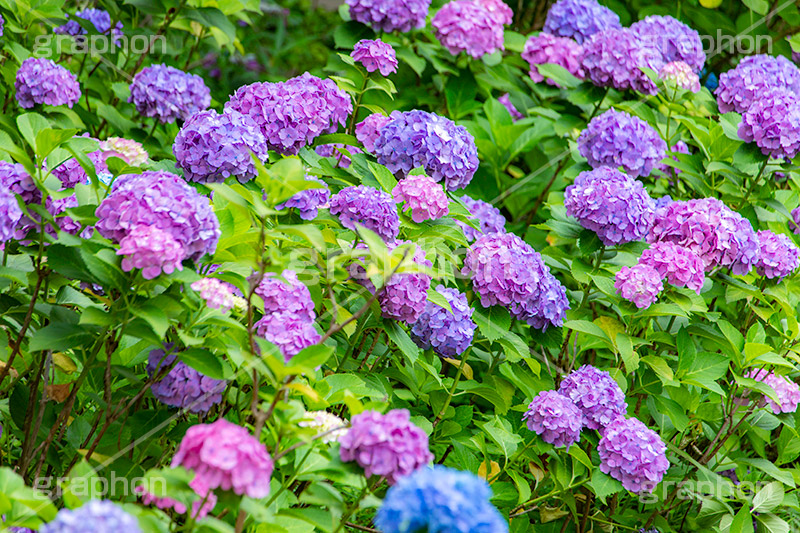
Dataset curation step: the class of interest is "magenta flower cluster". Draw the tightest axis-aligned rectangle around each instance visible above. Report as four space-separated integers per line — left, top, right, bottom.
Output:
147 347 226 413
15 58 81 109
329 185 400 242
629 15 705 73
565 167 656 246
543 0 621 44
748 369 800 414
578 109 667 178
462 232 568 330
639 241 705 293
339 409 433 485
374 110 479 191
173 109 270 183
226 72 351 155
598 416 669 493
172 419 274 498
457 195 507 242
755 230 800 281
738 87 800 160
129 64 210 124
392 174 450 222
352 39 398 75
614 263 664 309
523 390 583 448
558 365 627 430
580 28 660 95
432 0 505 59
522 33 584 86
356 113 392 152
411 284 477 357
647 197 759 275
715 54 800 114
277 176 331 220
345 0 431 33
116 224 185 279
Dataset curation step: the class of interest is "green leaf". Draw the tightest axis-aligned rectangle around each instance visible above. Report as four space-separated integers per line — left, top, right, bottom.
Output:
285 344 335 374
536 63 581 89
641 355 675 383
29 323 99 352
589 469 623 504
35 128 76 159
16 113 49 152
368 160 398 193
753 482 784 513
680 351 729 393
385 320 419 365
729 506 754 533
473 304 511 342
180 348 230 380
740 458 795 487
426 287 453 313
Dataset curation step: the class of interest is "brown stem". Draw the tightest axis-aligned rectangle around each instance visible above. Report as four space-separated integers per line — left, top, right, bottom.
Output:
0 270 46 385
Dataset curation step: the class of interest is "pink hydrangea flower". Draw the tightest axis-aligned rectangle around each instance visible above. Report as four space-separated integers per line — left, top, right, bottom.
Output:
191 278 236 313
748 369 800 414
658 61 701 93
99 137 148 166
117 224 185 279
136 476 217 519
615 263 663 309
351 39 398 75
356 113 392 153
392 174 450 222
522 33 584 86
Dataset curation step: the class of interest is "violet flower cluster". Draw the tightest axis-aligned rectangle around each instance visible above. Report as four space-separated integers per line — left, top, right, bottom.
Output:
40 500 141 533
352 39 398 75
523 390 583 448
715 54 800 114
339 409 433 485
374 110 479 191
748 369 800 414
457 195 507 242
543 0 621 44
659 61 701 93
522 33 584 86
129 64 211 124
392 174 450 222
755 230 800 281
172 419 274 498
345 0 431 33
462 232 568 329
738 87 800 160
225 72 352 155
638 241 706 293
614 263 664 308
55 8 123 37
147 346 226 413
475 0 513 25
564 167 656 246
432 0 505 59
330 185 400 241
375 466 508 533
356 113 392 152
191 278 237 313
647 197 759 275
0 189 22 243
277 176 331 220
15 58 81 109
578 109 667 178
411 285 477 357
558 365 627 430
173 109 270 183
580 28 660 95
629 15 705 73
598 416 669 493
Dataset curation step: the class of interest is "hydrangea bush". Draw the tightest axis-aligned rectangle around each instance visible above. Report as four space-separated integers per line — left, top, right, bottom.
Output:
1 1 800 533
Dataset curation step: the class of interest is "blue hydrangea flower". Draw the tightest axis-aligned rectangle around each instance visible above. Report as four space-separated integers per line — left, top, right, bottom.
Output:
41 500 142 533
543 0 621 44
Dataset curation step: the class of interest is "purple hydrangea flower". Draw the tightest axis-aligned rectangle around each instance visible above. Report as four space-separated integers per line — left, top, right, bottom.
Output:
462 232 569 329
748 369 800 414
352 39 398 75
411 285 476 357
564 167 656 245
329 185 400 242
55 8 123 37
41 501 141 533
375 466 508 533
0 161 39 205
715 54 800 114
225 72 352 155
52 147 108 189
580 28 660 95
543 0 621 44
557 365 627 431
578 109 667 178
117 224 185 279
147 346 226 413
457 195 507 242
339 409 433 485
657 140 689 179
738 87 800 160
129 64 211 124
356 113 392 153
172 418 274 498
523 390 583 448
598 416 669 493
96 170 220 261
0 15 4 37
346 0 431 33
15 58 81 109
639 241 705 293
755 230 800 280
364 241 432 323
46 195 83 237
276 176 331 220
658 61 701 93
173 109 269 183
191 278 236 313
498 93 523 120
615 263 663 309
137 476 217 520
522 33 584 86
475 0 513 25
432 0 505 59
630 15 705 73
374 110 479 191
0 189 23 243
252 269 315 320
255 312 320 362
392 174 450 222
647 197 759 275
